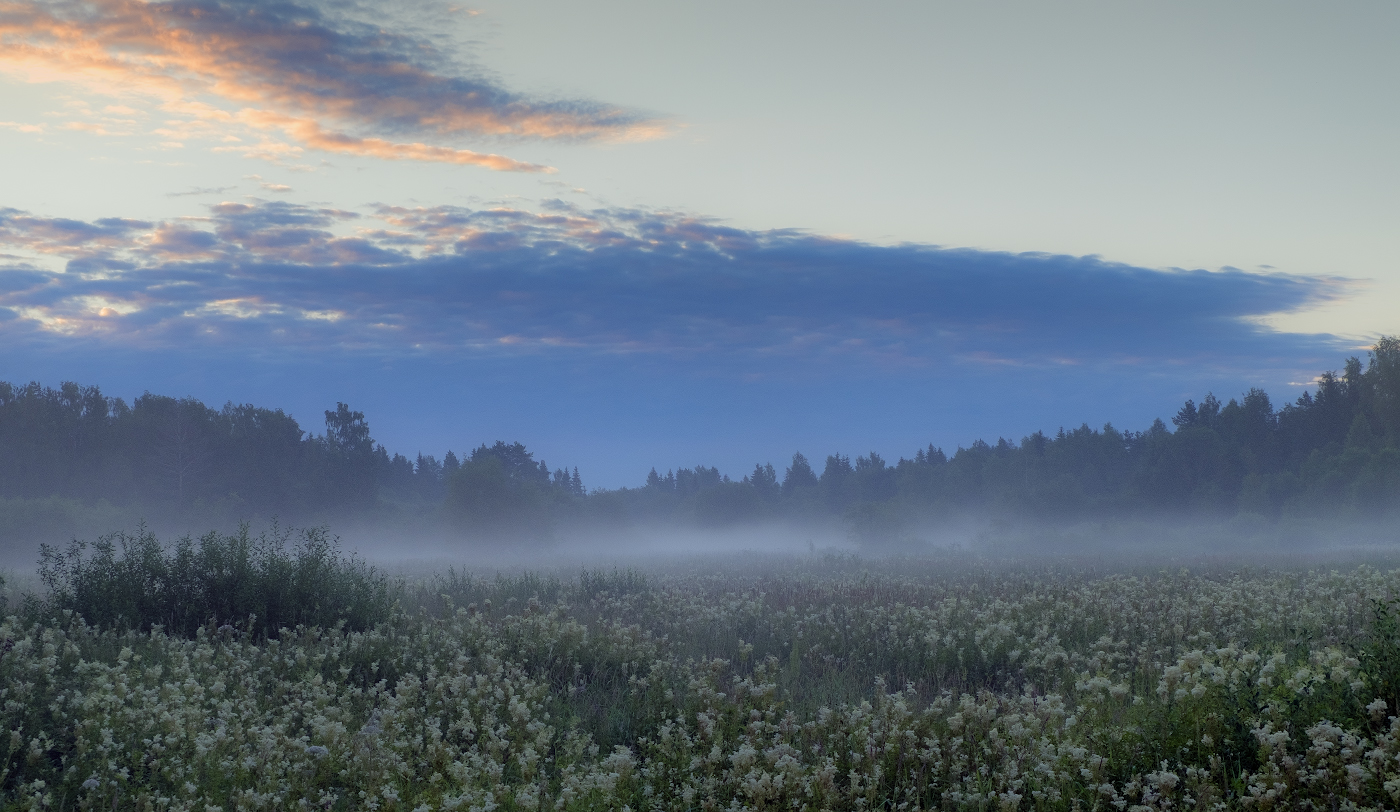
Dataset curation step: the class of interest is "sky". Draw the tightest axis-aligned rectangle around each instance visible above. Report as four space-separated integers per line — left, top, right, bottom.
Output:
0 0 1396 487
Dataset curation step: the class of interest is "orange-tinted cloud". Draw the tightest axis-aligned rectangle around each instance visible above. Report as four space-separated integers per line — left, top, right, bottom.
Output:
240 112 554 173
0 207 151 256
0 0 665 169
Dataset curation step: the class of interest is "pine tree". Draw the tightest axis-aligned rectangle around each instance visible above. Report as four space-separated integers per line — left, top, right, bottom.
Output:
783 452 819 493
1173 400 1199 429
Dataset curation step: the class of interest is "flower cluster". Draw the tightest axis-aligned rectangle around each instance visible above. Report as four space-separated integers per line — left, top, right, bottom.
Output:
3 559 1400 809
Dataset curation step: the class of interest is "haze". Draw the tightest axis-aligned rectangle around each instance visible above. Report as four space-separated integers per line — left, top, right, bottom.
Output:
0 1 1397 570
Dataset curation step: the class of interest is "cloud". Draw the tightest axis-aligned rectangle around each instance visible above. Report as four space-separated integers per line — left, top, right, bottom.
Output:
244 174 291 193
0 208 151 256
239 112 553 172
167 186 237 197
0 200 1354 380
0 0 663 169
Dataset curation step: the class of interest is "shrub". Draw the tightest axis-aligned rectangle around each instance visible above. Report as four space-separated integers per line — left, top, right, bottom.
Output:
1360 595 1400 713
35 523 393 637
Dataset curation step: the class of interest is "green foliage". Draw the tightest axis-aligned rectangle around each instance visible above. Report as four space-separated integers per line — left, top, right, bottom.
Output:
693 480 765 526
577 567 648 599
0 495 138 550
6 560 1400 809
1360 596 1400 715
606 337 1400 535
843 499 906 545
34 524 393 638
444 455 555 542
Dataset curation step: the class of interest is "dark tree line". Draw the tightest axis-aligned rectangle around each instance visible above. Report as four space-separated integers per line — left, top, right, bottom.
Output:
0 386 582 534
2 338 1398 544
612 338 1400 533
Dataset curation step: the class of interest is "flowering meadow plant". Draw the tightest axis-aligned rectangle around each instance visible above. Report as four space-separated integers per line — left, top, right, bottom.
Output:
5 542 1400 810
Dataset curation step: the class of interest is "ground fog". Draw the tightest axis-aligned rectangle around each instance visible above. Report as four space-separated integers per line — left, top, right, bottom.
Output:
7 520 1400 809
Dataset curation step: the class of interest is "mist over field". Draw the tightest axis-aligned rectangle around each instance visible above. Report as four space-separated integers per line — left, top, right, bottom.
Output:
3 335 1399 573
4 326 1395 811
4 1 1400 807
4 331 1400 812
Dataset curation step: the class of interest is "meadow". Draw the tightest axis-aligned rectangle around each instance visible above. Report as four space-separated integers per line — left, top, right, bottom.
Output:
5 528 1400 810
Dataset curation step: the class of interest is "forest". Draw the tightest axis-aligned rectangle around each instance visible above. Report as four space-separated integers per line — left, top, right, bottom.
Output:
1 337 1397 546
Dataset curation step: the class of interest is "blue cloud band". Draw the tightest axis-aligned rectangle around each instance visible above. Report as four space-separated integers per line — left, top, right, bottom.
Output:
0 200 1352 377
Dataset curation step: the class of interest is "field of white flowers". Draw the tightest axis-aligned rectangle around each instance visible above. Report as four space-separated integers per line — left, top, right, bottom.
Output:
7 548 1400 811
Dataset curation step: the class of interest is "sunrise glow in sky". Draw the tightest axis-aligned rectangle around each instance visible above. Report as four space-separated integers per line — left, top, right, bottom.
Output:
1 0 1396 485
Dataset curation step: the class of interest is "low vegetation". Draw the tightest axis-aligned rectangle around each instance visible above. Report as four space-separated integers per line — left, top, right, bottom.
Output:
6 532 1400 808
33 524 393 640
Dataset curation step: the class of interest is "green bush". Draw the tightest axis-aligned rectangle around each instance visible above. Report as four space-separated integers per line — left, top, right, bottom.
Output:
1360 595 1400 713
34 523 393 638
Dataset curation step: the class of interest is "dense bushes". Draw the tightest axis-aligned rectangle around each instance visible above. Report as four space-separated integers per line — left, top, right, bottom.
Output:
34 524 393 638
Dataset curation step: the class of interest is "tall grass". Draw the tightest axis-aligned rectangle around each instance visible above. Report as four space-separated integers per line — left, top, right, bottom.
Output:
34 523 393 638
9 551 1400 808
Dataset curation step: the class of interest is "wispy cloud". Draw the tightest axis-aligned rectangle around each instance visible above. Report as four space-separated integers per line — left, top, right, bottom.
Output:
244 174 290 193
167 185 237 197
0 200 1353 376
0 0 664 169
